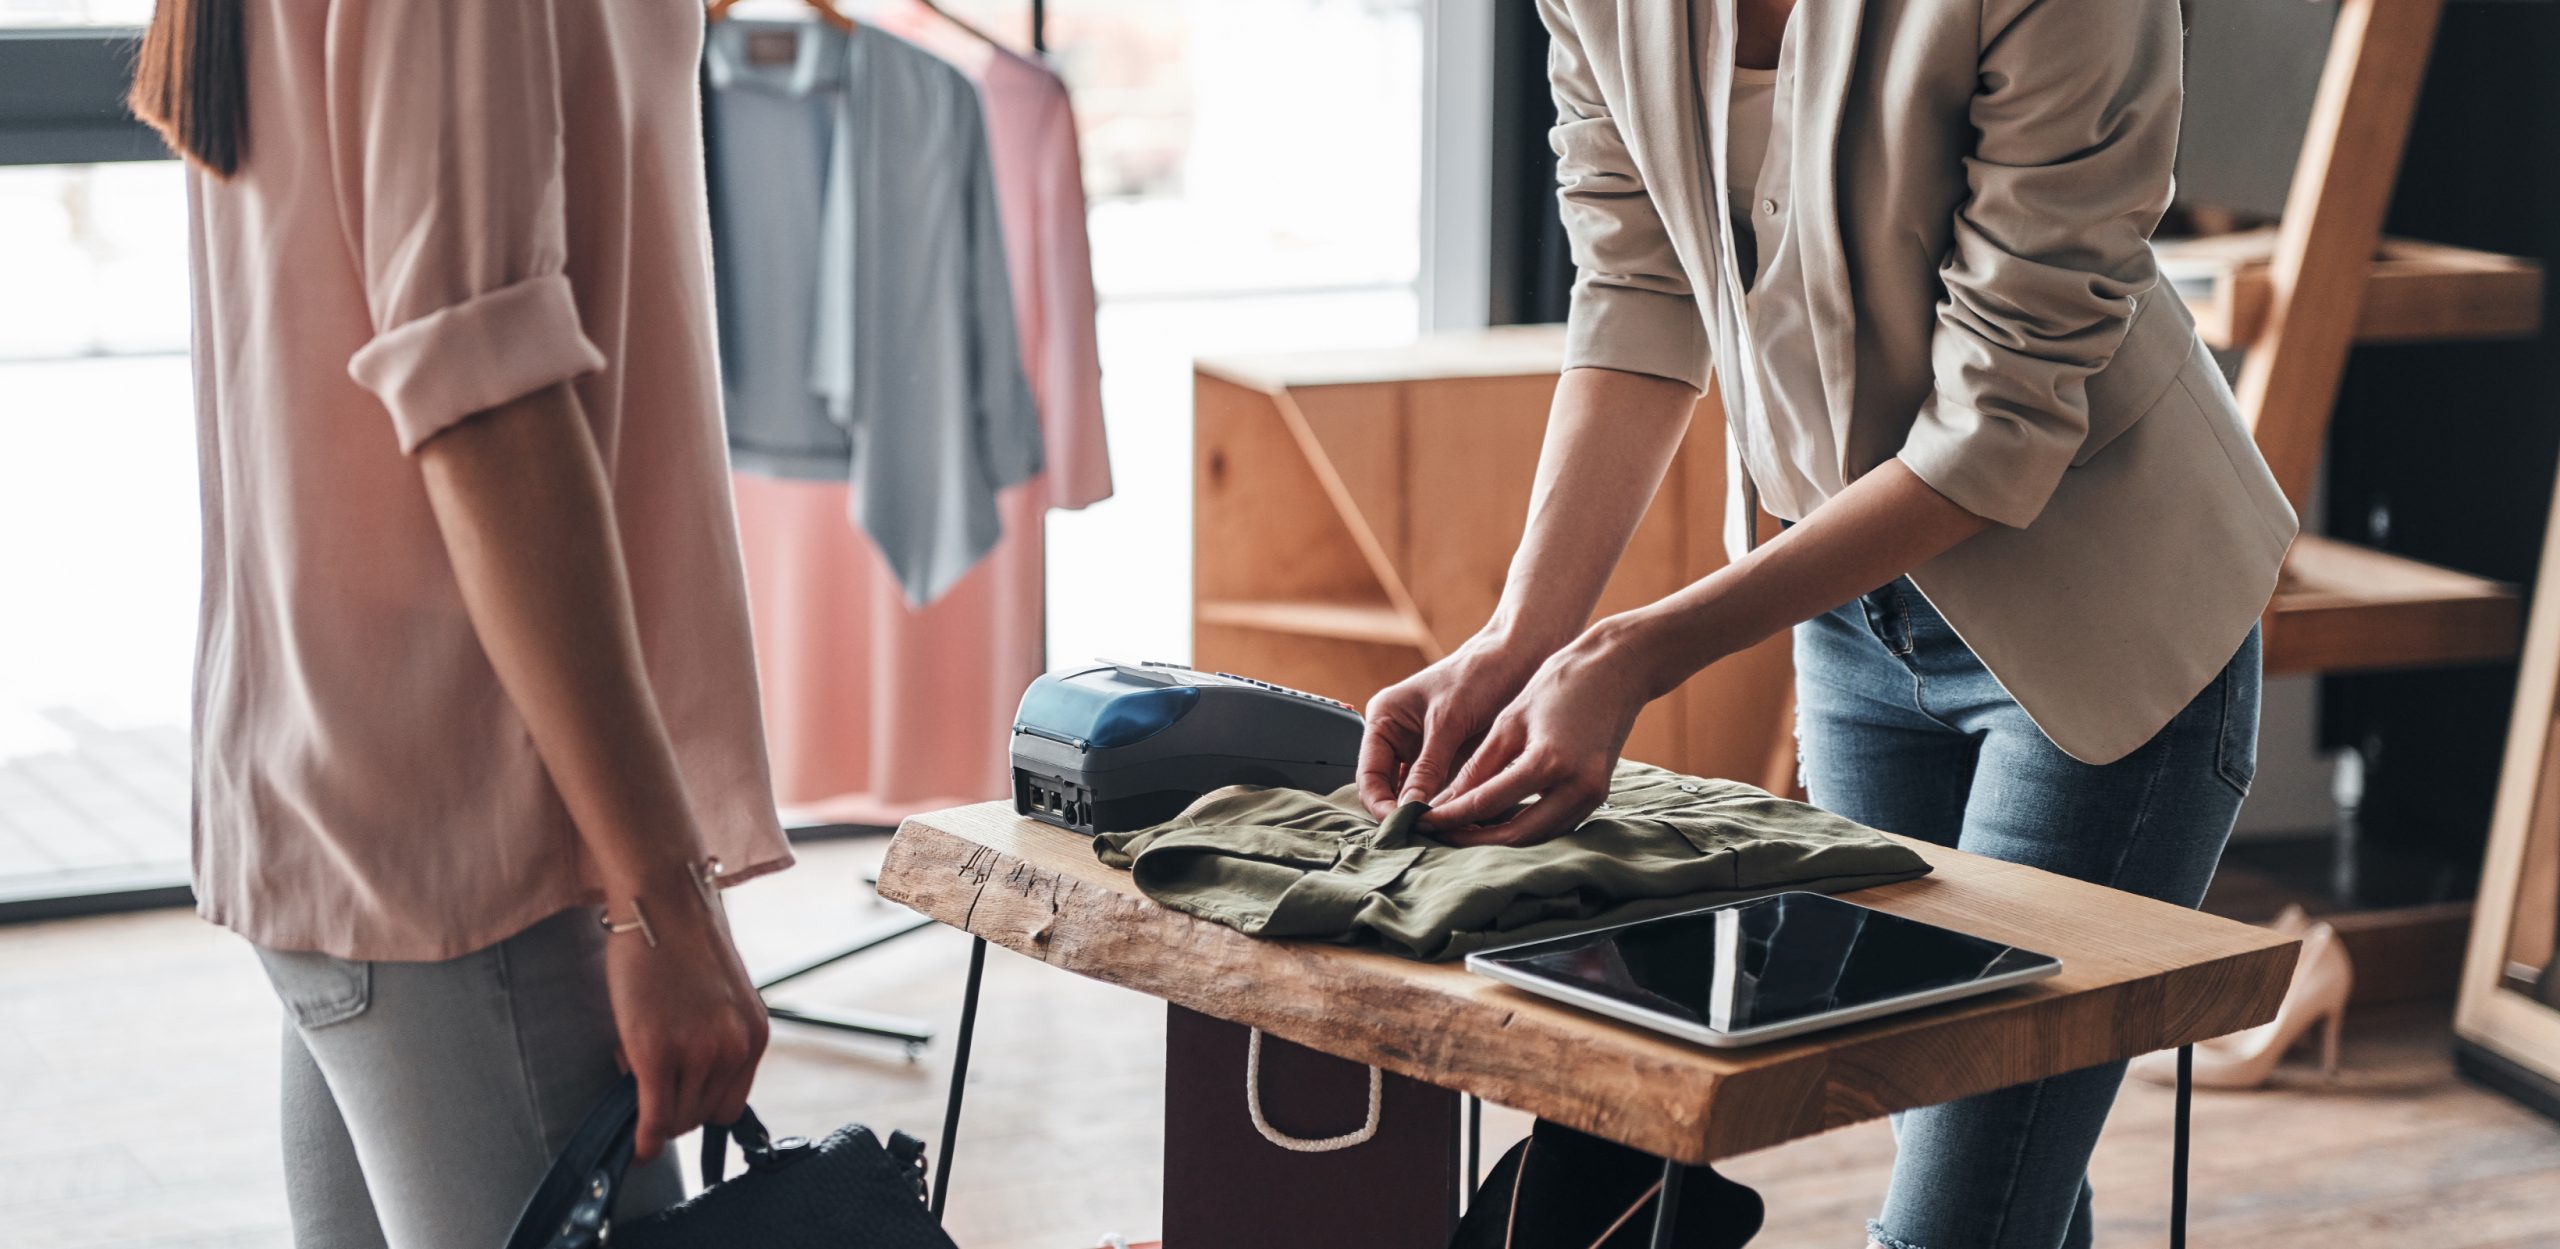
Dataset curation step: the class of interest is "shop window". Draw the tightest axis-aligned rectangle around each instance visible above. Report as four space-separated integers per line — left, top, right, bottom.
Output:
930 0 1431 666
0 8 195 909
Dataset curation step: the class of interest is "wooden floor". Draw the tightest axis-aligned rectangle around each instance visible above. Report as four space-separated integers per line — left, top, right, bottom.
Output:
3 837 2555 1249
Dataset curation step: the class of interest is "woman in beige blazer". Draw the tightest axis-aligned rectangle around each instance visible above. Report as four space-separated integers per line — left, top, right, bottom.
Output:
1358 0 2297 1245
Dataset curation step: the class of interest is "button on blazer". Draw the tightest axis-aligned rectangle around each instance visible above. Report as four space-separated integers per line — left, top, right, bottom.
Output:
1540 0 2299 764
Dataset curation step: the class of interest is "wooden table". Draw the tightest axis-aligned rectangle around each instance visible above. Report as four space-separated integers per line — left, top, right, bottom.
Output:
879 802 2299 1248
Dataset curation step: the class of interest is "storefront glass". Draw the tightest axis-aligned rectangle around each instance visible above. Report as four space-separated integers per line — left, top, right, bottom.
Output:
0 4 195 903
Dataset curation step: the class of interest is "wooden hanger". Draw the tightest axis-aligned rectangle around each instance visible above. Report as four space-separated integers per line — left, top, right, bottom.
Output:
706 0 858 34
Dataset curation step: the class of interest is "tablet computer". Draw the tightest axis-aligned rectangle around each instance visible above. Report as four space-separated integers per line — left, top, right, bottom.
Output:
1465 892 2062 1048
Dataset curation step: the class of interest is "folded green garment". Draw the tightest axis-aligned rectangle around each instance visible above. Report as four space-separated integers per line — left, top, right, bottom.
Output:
1093 760 1931 961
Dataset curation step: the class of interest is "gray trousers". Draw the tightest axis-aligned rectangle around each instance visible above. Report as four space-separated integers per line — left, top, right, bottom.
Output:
256 908 684 1249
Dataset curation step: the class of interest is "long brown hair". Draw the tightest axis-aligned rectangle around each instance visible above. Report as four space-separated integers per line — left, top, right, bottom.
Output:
129 0 247 177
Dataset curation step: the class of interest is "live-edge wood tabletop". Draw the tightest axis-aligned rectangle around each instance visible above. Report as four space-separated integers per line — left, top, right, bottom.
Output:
876 802 2298 1166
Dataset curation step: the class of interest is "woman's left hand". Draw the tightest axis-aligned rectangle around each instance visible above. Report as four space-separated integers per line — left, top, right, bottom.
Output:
1420 619 1662 846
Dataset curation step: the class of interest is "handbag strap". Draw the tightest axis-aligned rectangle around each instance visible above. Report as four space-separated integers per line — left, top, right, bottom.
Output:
504 1075 643 1249
504 1074 776 1249
1500 1137 1665 1249
698 1104 778 1186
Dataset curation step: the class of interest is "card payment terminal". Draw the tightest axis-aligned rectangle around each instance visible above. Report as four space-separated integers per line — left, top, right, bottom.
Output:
1009 661 1367 836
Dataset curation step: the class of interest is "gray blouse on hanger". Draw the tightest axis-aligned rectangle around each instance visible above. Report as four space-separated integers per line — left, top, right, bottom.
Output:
706 18 1042 606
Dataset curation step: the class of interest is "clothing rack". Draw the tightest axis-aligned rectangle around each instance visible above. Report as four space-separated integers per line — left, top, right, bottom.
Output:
752 0 1055 1051
758 913 940 1048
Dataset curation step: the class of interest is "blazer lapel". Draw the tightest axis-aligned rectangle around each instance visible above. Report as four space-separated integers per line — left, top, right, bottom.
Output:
1615 0 1863 478
1792 0 1865 444
1616 0 1714 296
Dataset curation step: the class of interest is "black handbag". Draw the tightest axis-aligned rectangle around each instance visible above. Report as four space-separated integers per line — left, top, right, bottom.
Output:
1448 1120 1763 1249
504 1074 959 1249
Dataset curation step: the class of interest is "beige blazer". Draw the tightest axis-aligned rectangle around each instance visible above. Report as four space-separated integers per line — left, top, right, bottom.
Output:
1541 0 2299 764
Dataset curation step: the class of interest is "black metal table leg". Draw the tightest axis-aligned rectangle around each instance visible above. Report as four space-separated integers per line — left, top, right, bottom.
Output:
1467 1095 1483 1192
2171 1043 2193 1249
930 936 989 1222
1649 1154 1684 1249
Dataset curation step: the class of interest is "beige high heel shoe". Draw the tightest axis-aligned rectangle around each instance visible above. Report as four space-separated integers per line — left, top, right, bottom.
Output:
2131 921 2352 1090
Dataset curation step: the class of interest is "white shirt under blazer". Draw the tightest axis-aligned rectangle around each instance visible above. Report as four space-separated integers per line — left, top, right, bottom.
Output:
1540 0 2299 764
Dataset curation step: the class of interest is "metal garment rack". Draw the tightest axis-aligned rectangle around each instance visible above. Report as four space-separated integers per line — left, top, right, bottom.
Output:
761 0 1046 1051
754 822 938 1051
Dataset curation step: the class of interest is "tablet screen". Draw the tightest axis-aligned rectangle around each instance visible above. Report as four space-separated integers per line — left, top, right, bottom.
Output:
1472 893 2058 1034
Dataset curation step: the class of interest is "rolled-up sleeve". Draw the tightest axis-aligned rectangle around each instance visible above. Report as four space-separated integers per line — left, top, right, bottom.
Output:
1898 0 2181 528
1538 0 1709 391
329 0 606 454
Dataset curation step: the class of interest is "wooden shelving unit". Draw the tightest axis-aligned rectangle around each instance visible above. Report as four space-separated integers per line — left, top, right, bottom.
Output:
2198 0 2540 692
1192 328 1799 792
2163 229 2543 351
2140 0 2547 1016
2265 536 2524 676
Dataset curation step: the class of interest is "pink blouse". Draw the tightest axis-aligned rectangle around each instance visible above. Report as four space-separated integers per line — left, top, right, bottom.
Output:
186 0 791 960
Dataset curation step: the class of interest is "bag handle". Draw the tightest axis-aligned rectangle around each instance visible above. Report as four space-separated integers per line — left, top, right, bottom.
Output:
1243 1028 1381 1152
698 1103 783 1185
504 1076 639 1249
503 1074 776 1249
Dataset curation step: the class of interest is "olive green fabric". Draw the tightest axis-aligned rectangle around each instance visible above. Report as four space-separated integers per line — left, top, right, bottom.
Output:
1093 760 1931 961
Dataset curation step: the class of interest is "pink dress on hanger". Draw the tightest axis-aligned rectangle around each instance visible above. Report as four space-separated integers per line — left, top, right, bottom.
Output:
731 15 1110 826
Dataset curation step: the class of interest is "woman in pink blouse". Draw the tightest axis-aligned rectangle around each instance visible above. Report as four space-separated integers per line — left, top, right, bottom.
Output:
132 0 793 1240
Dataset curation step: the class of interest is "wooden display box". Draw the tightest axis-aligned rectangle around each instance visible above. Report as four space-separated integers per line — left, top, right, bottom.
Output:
1192 326 1796 790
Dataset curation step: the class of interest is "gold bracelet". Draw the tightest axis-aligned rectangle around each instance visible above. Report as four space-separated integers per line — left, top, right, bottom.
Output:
600 898 659 948
599 856 725 949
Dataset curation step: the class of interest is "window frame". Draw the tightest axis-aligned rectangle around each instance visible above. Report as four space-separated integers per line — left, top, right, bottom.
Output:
0 27 165 167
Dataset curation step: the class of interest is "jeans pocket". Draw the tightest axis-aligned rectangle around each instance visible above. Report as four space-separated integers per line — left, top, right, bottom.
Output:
254 945 373 1030
1856 584 1913 657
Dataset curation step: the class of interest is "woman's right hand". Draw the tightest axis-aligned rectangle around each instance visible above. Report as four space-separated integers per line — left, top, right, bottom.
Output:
1357 634 1550 819
601 867 770 1163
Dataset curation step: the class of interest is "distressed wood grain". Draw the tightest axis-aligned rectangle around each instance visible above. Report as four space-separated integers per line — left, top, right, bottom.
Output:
878 802 2299 1164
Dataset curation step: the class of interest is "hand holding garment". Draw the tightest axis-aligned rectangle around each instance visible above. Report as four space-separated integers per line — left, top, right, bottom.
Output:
1094 761 1929 961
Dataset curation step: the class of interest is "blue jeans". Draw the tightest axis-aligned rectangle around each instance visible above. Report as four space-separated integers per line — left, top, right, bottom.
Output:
1792 578 2259 1249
